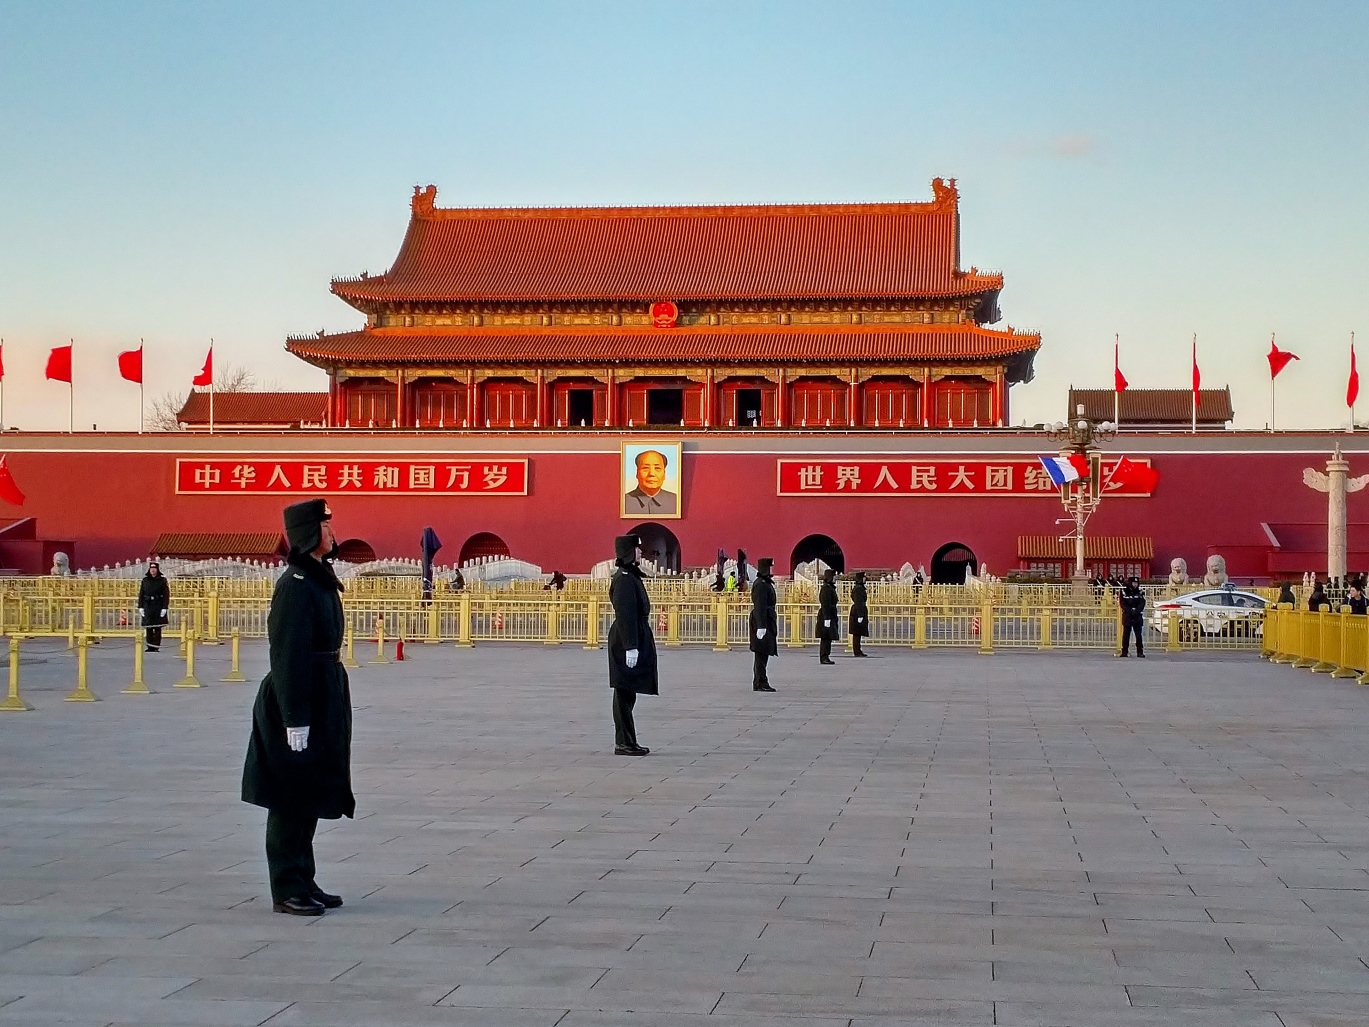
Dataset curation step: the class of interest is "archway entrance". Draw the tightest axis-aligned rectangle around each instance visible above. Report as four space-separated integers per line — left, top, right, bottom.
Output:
629 522 681 573
790 533 845 573
459 531 510 564
931 542 977 584
335 538 376 564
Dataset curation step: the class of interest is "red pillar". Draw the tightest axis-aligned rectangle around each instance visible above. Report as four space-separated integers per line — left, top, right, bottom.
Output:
848 370 858 428
607 369 617 427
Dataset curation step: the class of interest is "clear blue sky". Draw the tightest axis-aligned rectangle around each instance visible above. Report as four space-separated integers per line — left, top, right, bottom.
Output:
1 1 1366 430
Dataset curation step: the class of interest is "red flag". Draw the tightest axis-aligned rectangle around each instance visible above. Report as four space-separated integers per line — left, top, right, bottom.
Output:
1114 340 1128 393
1349 341 1360 409
0 456 26 507
117 346 143 384
45 344 72 383
0 341 5 381
1109 456 1160 493
1267 337 1298 379
192 347 213 388
1191 338 1201 407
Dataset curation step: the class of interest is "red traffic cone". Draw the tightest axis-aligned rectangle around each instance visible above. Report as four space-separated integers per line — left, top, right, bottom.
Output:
395 639 405 661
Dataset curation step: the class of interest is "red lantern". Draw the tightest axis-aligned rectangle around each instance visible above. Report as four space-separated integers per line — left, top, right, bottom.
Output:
650 301 678 329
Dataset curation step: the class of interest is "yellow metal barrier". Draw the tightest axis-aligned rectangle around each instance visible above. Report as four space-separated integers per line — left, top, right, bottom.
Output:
66 636 98 702
222 630 247 682
1 637 31 711
175 631 203 688
124 637 151 695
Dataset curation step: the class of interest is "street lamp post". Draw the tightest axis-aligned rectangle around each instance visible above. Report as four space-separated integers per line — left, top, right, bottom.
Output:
1047 405 1116 585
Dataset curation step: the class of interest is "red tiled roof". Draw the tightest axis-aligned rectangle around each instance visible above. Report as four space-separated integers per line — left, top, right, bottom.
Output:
177 392 328 426
1069 388 1233 424
331 180 1004 306
286 324 1040 368
151 532 287 559
1018 536 1154 560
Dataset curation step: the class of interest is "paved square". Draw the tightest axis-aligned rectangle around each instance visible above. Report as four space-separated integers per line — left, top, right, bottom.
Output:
3 639 1369 1026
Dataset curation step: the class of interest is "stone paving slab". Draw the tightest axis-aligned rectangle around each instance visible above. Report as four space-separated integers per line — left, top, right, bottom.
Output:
3 638 1369 1024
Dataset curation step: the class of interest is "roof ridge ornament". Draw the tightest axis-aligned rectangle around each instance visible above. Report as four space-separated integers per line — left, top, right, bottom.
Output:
930 177 958 213
412 184 438 216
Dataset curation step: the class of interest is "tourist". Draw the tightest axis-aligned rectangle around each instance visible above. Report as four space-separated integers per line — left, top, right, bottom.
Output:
544 570 567 591
608 534 656 756
848 571 870 657
1277 581 1297 608
736 549 750 593
1350 585 1368 615
817 567 839 665
242 499 354 917
1309 579 1328 611
1118 576 1146 657
749 557 777 691
137 560 170 653
725 571 737 592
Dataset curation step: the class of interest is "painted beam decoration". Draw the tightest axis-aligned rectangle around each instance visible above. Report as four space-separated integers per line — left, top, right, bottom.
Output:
776 458 1155 497
177 458 528 495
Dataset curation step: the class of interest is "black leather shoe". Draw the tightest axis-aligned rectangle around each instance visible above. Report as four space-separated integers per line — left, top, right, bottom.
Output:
273 896 324 916
754 684 776 691
820 658 835 665
615 745 650 755
630 745 650 755
1137 652 1146 658
310 890 343 908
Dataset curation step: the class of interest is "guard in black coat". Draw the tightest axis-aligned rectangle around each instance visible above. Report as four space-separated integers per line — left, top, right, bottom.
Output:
1118 576 1147 657
817 567 839 664
242 499 354 916
848 571 870 657
608 534 657 755
749 557 778 691
137 562 170 652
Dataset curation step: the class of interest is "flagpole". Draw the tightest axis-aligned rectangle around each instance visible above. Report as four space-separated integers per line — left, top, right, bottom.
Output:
1270 333 1276 432
1 337 5 433
1191 334 1197 434
209 339 214 435
138 338 144 434
1113 334 1120 432
68 338 74 434
1353 331 1358 434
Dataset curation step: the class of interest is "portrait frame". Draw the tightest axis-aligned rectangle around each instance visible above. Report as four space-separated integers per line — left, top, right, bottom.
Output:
620 440 683 520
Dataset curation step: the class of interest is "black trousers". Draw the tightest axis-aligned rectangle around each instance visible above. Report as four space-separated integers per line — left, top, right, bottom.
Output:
819 636 833 661
852 633 866 656
1120 619 1144 656
144 625 163 649
753 651 769 687
612 688 638 748
265 810 318 903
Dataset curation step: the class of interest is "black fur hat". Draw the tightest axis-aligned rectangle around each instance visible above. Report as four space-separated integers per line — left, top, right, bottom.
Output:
614 534 641 563
284 499 331 554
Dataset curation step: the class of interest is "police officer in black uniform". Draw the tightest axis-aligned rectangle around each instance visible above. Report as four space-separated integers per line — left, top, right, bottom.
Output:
242 499 354 915
848 570 870 657
137 561 170 652
1118 575 1147 658
749 557 777 691
608 534 657 755
817 567 839 664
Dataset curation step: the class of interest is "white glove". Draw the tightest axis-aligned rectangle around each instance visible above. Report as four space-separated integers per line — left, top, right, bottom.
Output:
858 617 865 623
625 649 638 669
823 619 831 628
286 726 310 752
160 609 167 617
756 628 766 639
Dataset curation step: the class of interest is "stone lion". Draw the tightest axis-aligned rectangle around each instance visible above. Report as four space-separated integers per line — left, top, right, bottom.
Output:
1168 557 1189 586
50 552 71 577
1203 554 1228 587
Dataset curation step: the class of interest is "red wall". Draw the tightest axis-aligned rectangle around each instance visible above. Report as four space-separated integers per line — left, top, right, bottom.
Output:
0 433 1352 579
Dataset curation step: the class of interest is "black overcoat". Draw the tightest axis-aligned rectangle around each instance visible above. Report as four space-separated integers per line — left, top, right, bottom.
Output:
1119 586 1146 625
242 553 355 820
816 581 840 641
608 562 659 694
138 574 170 627
848 582 869 638
749 576 778 656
